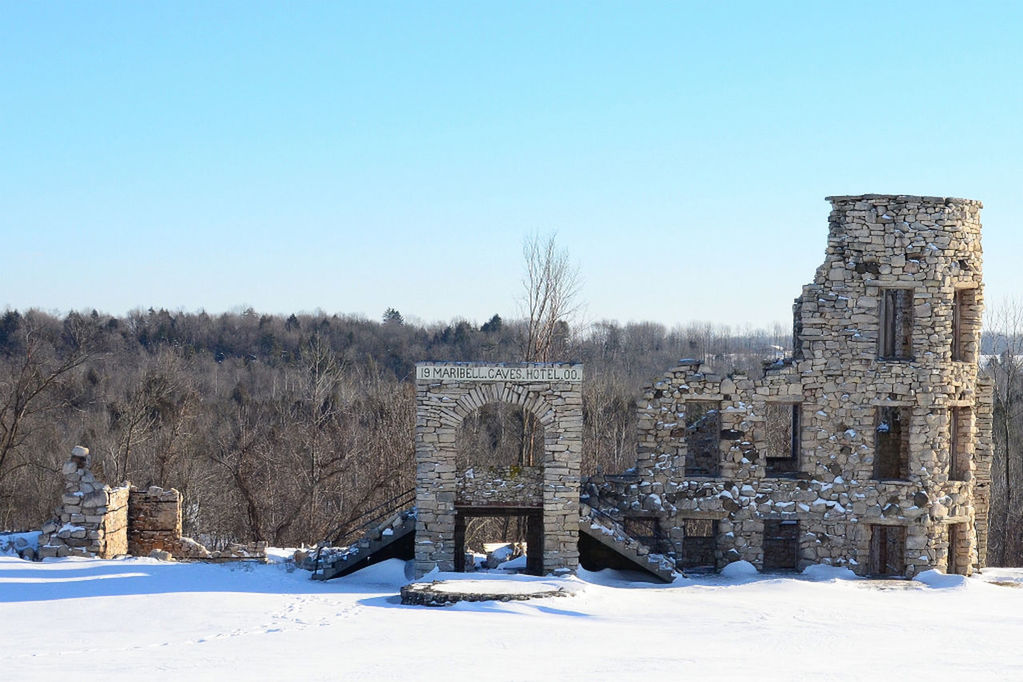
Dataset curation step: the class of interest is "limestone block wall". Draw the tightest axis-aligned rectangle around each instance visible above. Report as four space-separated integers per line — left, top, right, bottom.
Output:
595 195 991 578
39 446 129 559
414 363 583 577
128 486 185 556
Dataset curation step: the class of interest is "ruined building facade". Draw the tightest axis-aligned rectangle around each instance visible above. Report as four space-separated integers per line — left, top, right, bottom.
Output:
400 194 992 582
588 194 992 578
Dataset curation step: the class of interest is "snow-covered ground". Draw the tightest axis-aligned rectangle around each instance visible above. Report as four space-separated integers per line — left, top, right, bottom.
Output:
1 553 1021 681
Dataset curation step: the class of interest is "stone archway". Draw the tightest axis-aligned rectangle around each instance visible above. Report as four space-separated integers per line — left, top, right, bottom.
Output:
413 363 583 577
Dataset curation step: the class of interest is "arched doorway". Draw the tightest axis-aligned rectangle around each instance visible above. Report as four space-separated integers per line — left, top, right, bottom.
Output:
413 362 584 577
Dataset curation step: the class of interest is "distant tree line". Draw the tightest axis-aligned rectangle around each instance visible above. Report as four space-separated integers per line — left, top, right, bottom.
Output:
0 306 789 549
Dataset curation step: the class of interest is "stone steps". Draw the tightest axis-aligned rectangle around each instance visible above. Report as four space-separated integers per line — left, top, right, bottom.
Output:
310 510 417 581
578 503 676 583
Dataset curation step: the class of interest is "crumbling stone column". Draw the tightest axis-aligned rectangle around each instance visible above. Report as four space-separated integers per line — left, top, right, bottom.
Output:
973 375 994 568
38 446 129 559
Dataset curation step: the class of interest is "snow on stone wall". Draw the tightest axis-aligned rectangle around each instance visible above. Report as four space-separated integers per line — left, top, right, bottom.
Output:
593 195 992 578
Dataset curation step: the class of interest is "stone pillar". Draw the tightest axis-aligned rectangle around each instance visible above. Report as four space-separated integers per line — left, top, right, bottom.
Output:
38 446 129 559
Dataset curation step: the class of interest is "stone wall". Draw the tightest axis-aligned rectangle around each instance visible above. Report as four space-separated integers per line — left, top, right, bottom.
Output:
128 486 182 555
39 446 129 559
39 448 265 563
414 363 583 577
126 485 269 561
456 466 544 507
591 195 991 578
973 374 994 566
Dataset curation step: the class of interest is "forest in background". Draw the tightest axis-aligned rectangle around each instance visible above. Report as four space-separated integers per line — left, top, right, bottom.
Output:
1 301 1020 565
0 305 787 546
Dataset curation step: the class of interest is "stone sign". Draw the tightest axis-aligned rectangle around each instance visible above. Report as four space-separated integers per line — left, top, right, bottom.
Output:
416 363 583 383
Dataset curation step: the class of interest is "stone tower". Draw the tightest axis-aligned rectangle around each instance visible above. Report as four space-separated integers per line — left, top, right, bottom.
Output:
790 194 991 575
595 194 992 578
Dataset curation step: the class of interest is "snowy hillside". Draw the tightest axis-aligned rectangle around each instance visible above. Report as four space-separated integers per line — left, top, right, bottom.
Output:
1 553 1021 681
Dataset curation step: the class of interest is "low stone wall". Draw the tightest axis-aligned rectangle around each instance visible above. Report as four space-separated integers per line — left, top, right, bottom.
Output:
400 580 575 606
127 485 267 561
456 466 544 507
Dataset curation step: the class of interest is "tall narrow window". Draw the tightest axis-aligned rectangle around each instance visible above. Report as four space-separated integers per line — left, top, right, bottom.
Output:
952 288 978 362
684 401 721 477
949 407 970 481
765 403 800 476
874 406 909 480
879 288 914 360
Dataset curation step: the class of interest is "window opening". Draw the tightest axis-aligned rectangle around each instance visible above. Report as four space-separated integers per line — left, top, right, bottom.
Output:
762 520 799 571
952 288 978 362
869 525 906 577
947 523 968 575
949 407 970 481
685 401 721 477
454 507 543 576
879 288 913 360
765 403 800 476
623 516 667 553
680 518 718 572
874 406 909 480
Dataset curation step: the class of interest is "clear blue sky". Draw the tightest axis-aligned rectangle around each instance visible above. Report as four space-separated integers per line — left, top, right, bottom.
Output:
2 2 1021 330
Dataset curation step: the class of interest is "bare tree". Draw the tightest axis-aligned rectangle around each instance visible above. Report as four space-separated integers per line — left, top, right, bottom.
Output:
985 297 1023 565
521 233 582 363
0 318 91 487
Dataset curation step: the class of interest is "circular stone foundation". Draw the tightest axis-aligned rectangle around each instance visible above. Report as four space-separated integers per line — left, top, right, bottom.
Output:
400 578 581 606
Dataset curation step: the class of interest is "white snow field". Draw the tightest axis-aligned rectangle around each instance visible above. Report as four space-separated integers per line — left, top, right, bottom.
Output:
1 553 1021 681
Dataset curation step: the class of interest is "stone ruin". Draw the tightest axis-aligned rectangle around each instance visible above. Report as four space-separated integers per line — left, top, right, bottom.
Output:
39 446 266 562
38 446 129 559
406 194 993 583
413 363 584 577
587 194 992 578
37 193 990 584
